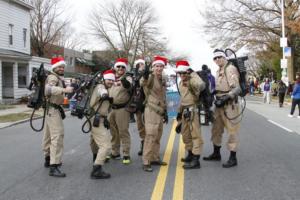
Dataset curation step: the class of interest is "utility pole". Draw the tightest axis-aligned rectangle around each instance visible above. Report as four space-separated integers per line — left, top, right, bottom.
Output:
280 0 288 85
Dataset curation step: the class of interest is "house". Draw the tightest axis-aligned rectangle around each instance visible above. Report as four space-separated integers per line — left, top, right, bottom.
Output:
0 0 34 102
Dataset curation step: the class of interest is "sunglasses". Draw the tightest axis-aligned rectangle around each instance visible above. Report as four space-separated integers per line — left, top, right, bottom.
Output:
116 66 126 69
213 56 223 61
178 72 187 75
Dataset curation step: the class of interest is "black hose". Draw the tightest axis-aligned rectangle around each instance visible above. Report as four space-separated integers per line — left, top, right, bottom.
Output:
81 100 104 133
30 108 46 132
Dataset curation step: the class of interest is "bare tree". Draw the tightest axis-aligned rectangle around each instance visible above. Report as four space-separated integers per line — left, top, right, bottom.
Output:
199 0 300 77
30 0 70 57
89 0 167 66
54 25 85 50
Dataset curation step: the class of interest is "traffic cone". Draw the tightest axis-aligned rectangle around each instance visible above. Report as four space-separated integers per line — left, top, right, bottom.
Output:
63 97 69 108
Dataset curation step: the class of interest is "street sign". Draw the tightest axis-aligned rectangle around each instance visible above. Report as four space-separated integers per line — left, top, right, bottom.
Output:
280 37 287 47
284 47 291 57
280 58 287 69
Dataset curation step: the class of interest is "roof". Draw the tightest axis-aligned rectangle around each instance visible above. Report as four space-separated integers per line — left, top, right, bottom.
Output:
0 48 31 61
75 57 95 67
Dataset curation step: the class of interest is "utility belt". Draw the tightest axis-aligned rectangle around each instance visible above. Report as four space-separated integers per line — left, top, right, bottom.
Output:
92 113 110 129
111 102 127 109
215 90 230 95
47 102 66 120
182 106 198 121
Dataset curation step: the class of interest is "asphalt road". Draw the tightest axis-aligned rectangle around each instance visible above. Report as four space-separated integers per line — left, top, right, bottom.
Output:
0 102 300 200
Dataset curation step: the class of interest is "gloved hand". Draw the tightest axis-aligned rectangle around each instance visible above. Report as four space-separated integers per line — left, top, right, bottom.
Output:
214 95 231 108
101 94 113 104
121 77 131 89
176 112 182 121
175 123 182 134
143 69 150 80
163 111 168 124
104 117 110 129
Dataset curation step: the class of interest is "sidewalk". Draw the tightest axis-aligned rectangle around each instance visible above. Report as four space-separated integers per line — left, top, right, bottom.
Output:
246 95 300 134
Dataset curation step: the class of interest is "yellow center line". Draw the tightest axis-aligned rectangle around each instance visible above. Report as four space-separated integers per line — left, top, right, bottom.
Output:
173 135 185 200
151 121 177 200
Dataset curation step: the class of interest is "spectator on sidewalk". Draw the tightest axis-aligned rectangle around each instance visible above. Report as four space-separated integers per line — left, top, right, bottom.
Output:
67 79 79 99
263 78 271 104
278 80 287 107
249 78 255 96
271 80 278 97
288 75 300 118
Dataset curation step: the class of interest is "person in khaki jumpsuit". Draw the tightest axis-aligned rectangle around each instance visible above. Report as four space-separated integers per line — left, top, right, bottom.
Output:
133 59 146 156
140 56 168 172
203 49 241 168
175 60 205 169
109 58 132 164
89 70 115 179
43 57 73 177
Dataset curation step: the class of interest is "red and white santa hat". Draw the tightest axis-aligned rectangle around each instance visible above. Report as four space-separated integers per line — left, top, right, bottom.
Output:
51 57 66 71
114 58 128 70
174 60 191 72
103 69 115 81
134 58 145 68
152 55 167 66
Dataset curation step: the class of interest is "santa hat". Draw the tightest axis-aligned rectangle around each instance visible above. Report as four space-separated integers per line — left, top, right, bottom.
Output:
103 69 115 81
152 56 167 66
174 60 190 72
213 49 226 59
134 58 145 68
114 58 128 69
51 57 66 71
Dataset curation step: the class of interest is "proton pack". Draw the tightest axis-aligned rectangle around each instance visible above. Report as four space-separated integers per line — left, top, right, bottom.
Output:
224 48 248 97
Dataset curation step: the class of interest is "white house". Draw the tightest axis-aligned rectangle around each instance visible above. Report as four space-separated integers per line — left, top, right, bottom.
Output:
0 0 35 102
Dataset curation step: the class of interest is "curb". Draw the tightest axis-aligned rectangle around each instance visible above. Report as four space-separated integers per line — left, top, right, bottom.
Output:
0 109 71 130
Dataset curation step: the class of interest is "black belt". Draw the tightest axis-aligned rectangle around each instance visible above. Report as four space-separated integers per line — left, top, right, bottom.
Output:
47 102 66 119
111 103 127 109
215 90 230 94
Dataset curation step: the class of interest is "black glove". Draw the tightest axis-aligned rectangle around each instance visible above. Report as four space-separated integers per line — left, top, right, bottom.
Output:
121 77 131 89
176 112 182 121
104 117 110 129
175 123 182 134
101 94 113 104
143 70 150 80
214 95 231 108
163 111 168 124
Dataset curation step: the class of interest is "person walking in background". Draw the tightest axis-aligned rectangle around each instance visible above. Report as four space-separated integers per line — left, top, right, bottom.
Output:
263 78 271 104
288 75 300 118
278 80 287 107
249 78 255 96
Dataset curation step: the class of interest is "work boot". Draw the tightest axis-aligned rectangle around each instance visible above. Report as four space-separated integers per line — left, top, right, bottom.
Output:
203 145 221 161
222 151 238 168
150 160 167 166
181 150 193 163
44 156 50 168
123 156 131 164
183 155 200 169
93 153 97 163
138 140 144 156
143 164 153 172
49 164 66 177
90 165 111 179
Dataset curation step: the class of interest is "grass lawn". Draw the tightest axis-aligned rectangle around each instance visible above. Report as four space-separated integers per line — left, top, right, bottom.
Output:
0 113 39 123
0 104 15 110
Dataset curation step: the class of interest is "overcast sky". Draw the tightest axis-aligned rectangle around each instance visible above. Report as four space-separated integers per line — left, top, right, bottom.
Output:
64 0 217 73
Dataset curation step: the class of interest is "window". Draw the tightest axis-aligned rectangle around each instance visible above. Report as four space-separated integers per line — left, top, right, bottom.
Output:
23 28 27 47
9 24 13 45
18 64 28 88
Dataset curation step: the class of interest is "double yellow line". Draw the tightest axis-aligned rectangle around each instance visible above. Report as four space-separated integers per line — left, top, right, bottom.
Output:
151 121 185 200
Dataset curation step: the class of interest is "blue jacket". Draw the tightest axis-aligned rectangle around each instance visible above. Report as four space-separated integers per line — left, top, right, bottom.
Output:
292 83 300 99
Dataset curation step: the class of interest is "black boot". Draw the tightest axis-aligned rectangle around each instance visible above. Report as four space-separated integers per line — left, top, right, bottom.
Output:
183 155 200 169
93 153 97 162
181 150 193 163
44 156 50 168
138 140 144 156
222 151 237 168
203 145 221 161
90 165 111 179
49 164 66 177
